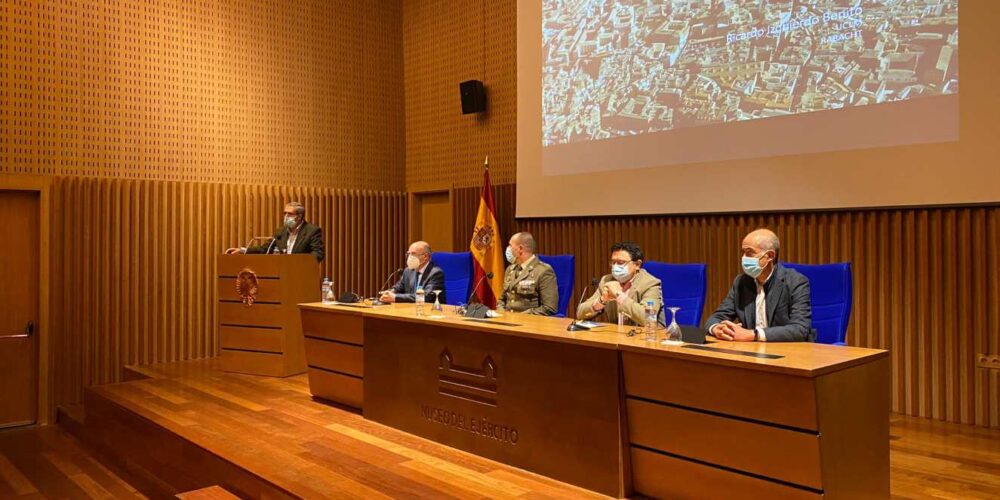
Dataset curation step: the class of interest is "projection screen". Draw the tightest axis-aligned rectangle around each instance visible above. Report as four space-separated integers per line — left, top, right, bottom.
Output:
517 0 999 218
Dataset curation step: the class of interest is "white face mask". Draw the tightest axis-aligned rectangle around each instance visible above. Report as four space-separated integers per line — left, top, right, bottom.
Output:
284 215 297 228
406 254 421 270
611 263 631 283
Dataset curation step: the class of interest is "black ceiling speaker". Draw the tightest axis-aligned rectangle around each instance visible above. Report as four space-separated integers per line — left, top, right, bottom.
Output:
460 80 487 114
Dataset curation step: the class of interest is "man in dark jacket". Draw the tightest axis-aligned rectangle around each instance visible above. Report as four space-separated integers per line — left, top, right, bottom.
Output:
704 228 815 342
379 241 446 304
227 201 325 262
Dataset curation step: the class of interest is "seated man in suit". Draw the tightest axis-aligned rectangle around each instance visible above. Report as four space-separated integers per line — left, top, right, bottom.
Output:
577 241 661 326
226 201 325 262
379 241 446 304
704 228 815 342
497 232 559 315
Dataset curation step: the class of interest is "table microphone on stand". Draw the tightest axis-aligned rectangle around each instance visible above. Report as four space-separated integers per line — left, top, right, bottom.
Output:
567 278 600 331
462 272 494 318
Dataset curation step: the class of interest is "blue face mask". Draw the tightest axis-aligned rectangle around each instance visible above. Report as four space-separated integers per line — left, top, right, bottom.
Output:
284 216 297 229
611 263 631 282
741 254 767 278
505 245 516 264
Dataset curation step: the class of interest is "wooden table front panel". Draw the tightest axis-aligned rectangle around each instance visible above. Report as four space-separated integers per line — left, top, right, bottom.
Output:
622 351 826 498
301 308 365 409
363 316 626 497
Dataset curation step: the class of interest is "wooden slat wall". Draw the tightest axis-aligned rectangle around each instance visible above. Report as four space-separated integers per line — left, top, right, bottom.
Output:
49 176 406 406
454 184 1000 429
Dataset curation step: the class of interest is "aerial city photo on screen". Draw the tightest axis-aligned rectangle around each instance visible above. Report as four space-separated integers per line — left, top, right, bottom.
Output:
542 0 960 147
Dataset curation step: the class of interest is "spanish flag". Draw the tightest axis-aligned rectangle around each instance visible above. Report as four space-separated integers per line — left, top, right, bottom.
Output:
469 159 503 308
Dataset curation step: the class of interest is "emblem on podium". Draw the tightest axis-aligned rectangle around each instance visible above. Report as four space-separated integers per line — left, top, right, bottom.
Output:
235 268 259 306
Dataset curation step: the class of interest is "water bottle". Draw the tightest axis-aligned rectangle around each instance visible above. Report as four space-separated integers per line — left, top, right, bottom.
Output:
415 286 426 316
644 299 657 341
321 277 333 304
325 279 336 304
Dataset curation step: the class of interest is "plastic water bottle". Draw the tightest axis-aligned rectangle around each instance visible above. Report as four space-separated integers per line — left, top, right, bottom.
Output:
415 286 426 316
321 277 333 304
644 299 657 341
325 280 336 304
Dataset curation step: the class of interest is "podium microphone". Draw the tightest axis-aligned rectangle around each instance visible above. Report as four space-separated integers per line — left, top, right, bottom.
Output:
264 237 279 255
462 272 494 318
241 236 273 253
567 277 600 331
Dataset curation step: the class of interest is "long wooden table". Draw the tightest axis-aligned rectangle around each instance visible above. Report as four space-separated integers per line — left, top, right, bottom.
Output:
299 302 890 499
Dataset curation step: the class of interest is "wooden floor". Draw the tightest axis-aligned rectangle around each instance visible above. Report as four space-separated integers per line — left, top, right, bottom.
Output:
0 425 145 499
2 358 993 499
889 414 1000 499
82 359 604 499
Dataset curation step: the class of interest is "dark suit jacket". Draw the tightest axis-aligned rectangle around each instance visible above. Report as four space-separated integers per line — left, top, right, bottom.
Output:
247 221 325 262
392 261 446 304
703 264 815 342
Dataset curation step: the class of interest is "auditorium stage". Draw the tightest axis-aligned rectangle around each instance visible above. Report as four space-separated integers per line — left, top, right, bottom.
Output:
68 358 602 499
58 358 1000 499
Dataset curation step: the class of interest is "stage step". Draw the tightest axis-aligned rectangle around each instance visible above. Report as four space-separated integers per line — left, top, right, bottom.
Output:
56 403 86 436
176 485 240 499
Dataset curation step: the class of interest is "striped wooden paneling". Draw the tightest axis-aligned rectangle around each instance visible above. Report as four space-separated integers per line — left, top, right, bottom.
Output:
0 0 404 191
49 176 406 406
453 184 1000 429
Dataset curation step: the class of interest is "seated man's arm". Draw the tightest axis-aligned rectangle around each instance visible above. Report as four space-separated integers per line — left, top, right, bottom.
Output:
761 277 813 342
523 268 559 316
618 281 661 325
391 274 415 303
576 286 604 320
704 277 740 335
423 269 446 304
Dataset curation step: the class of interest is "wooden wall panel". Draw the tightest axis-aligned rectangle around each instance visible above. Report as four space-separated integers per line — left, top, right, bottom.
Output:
0 0 404 191
452 184 1000 429
403 0 517 189
49 176 406 406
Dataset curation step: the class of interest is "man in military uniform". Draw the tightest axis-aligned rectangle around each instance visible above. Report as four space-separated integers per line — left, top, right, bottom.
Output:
497 232 559 315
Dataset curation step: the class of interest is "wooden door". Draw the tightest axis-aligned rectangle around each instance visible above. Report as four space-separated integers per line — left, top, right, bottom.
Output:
0 190 39 428
410 190 453 252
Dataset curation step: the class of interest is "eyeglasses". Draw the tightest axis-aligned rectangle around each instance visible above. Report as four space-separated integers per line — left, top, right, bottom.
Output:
283 212 297 217
610 260 633 267
405 252 426 258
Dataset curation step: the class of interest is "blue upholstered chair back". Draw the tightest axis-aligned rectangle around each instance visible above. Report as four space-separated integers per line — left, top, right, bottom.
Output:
644 261 707 327
538 254 575 317
782 262 853 345
433 252 472 306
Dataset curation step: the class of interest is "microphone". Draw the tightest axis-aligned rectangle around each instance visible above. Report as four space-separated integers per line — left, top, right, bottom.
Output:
373 267 405 304
466 271 494 304
264 237 279 255
567 277 600 331
462 272 494 318
241 236 274 253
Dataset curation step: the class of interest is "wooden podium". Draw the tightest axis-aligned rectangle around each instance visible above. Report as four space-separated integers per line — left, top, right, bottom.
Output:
216 254 320 377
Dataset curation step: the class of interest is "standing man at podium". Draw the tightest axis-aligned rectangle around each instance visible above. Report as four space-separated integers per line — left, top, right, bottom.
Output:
226 202 325 262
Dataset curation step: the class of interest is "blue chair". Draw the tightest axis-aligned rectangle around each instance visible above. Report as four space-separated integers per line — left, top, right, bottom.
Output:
538 254 575 317
783 262 852 346
433 252 472 306
644 261 707 327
